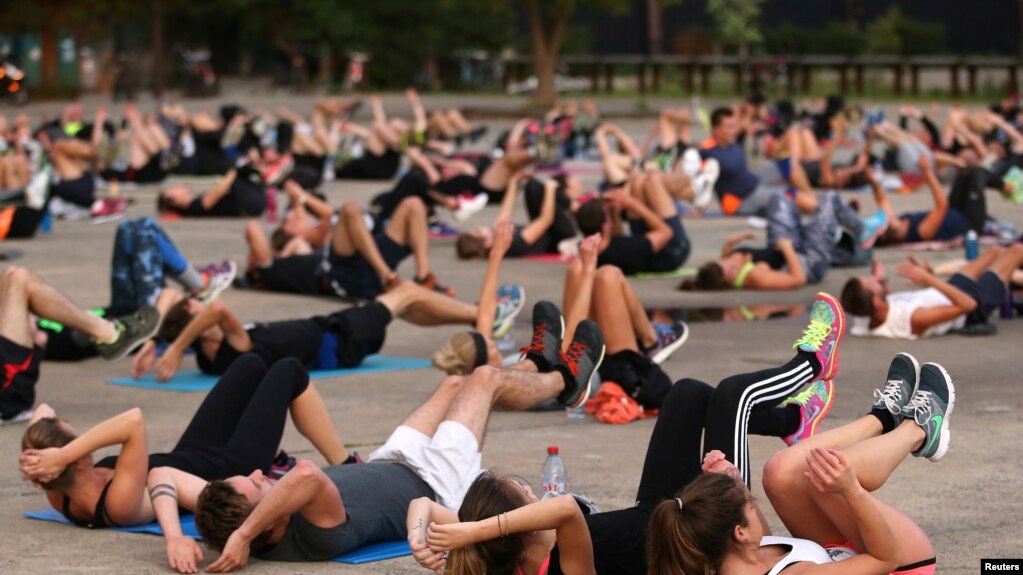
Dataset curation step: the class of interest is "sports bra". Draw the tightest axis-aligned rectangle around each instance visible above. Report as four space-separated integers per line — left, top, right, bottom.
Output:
762 536 835 575
734 260 756 289
516 555 551 575
61 480 119 529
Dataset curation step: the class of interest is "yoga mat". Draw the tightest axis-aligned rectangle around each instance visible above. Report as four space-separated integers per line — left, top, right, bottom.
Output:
107 355 433 392
165 175 224 185
24 509 410 564
628 267 697 280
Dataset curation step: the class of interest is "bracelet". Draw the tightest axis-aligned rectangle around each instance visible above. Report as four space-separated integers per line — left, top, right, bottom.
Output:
501 512 510 538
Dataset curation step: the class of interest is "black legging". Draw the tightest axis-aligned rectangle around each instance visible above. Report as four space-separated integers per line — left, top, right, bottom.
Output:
522 179 577 245
550 353 817 575
948 166 991 233
114 354 309 478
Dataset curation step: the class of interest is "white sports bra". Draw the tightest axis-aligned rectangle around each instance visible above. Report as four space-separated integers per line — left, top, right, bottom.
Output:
761 536 853 574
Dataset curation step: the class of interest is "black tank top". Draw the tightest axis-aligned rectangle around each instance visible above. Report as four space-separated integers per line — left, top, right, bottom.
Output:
61 480 118 528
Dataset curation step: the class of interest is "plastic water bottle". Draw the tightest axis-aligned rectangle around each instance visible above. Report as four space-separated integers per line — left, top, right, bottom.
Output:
39 206 52 235
540 446 568 500
965 230 979 261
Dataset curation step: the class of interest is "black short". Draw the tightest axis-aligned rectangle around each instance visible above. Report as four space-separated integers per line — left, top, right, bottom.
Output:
599 349 672 408
336 148 401 180
0 335 40 419
313 301 392 368
51 173 95 207
948 271 1005 325
0 206 43 240
100 154 166 184
327 233 410 299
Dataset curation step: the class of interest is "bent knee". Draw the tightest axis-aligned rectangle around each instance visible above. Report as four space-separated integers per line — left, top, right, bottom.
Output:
594 264 625 283
762 449 806 495
1 265 34 288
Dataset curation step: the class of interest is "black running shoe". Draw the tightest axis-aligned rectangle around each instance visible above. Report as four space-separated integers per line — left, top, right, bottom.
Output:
95 305 162 361
556 319 605 408
519 301 564 372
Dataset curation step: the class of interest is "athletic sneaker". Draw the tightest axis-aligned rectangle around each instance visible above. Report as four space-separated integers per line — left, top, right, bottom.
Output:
859 210 890 249
159 141 184 172
427 220 461 238
49 196 92 221
415 272 456 297
195 260 238 303
692 158 720 210
453 193 488 222
90 197 129 224
25 165 51 210
264 155 295 187
492 284 526 339
556 319 605 409
94 305 162 361
904 362 955 462
872 352 920 416
782 379 835 446
792 292 845 381
644 321 689 364
1003 166 1023 204
519 300 565 372
0 409 33 427
269 450 296 479
681 148 702 177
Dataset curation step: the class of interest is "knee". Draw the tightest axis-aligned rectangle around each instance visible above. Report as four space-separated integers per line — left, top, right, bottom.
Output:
594 264 624 285
341 202 363 219
664 378 712 410
1 265 34 290
762 449 805 497
399 196 426 215
438 374 466 394
466 365 501 393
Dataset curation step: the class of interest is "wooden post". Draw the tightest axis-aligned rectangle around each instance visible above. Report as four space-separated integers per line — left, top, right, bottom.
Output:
604 63 614 92
911 64 920 96
638 62 646 94
787 62 797 95
590 62 599 93
700 64 710 94
685 63 694 94
1010 65 1019 95
838 64 848 93
967 65 977 95
652 63 661 92
855 64 864 95
734 62 743 94
801 64 811 93
950 63 960 98
893 64 903 96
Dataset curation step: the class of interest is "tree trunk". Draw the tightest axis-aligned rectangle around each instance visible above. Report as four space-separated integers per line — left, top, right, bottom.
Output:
523 0 569 108
40 15 60 96
151 4 165 98
317 41 332 92
646 0 662 56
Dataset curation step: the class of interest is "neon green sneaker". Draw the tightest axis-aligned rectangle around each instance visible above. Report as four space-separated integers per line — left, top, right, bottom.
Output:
905 362 955 462
782 379 835 446
793 292 846 381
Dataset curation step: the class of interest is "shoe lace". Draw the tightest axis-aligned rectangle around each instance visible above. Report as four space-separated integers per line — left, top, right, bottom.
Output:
789 383 821 407
794 320 831 351
904 390 934 425
873 379 906 413
519 324 547 356
560 341 586 377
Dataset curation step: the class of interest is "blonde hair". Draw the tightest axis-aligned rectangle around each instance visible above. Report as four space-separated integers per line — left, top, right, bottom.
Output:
22 418 78 491
432 332 478 375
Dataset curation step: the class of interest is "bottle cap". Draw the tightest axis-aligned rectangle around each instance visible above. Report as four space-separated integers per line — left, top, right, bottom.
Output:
547 446 559 455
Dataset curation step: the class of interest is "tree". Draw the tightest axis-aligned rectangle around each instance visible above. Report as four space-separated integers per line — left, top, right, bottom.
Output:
522 0 679 107
705 0 765 59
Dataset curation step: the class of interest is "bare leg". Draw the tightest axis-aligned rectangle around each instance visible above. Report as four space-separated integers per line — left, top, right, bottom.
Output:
591 265 655 353
377 282 477 326
986 243 1023 284
478 150 534 191
647 171 695 203
954 245 1004 281
384 197 430 279
0 267 116 347
633 172 678 219
332 202 395 282
48 139 94 180
443 366 566 445
289 383 348 465
401 376 465 437
245 221 274 268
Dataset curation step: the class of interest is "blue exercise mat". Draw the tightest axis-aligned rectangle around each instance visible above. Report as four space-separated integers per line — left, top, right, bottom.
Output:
106 355 433 392
24 508 411 564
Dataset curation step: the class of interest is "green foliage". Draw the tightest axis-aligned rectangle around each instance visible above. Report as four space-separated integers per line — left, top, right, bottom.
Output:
864 6 945 56
706 0 765 46
764 22 863 56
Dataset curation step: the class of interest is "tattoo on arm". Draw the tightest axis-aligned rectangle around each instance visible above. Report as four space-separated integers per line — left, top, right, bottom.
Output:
415 519 424 530
149 483 178 503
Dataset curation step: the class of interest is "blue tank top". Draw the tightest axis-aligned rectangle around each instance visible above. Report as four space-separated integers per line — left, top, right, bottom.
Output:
901 208 971 243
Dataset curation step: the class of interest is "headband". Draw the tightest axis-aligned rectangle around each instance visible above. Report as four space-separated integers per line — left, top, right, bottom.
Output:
675 497 684 513
470 331 488 369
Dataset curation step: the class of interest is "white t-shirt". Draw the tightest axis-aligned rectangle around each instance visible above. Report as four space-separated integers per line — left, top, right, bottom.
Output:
849 287 966 340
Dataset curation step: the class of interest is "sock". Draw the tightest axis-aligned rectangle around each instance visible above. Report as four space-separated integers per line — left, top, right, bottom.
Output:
525 351 551 373
554 363 576 402
869 409 899 434
174 265 205 292
797 349 822 376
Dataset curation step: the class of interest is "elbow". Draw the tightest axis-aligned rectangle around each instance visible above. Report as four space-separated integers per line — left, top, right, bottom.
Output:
289 459 320 481
126 407 145 426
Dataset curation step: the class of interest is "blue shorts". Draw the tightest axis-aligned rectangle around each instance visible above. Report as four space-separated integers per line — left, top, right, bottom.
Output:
948 271 1005 325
